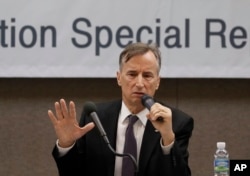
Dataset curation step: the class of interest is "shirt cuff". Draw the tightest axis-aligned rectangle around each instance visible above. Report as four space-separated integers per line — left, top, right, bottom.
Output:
56 139 75 157
160 138 174 155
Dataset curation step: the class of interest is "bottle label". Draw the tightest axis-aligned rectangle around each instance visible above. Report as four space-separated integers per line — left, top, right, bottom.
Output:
214 159 229 173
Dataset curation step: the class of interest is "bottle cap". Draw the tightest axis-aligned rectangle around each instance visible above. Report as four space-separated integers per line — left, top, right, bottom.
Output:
217 142 226 149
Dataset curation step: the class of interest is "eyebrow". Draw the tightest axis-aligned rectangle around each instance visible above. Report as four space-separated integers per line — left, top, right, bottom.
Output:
126 70 154 74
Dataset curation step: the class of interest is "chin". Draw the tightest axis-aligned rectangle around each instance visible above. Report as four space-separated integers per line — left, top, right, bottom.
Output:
131 98 141 106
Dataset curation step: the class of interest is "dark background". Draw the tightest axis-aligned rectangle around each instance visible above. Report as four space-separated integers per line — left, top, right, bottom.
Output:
0 78 249 176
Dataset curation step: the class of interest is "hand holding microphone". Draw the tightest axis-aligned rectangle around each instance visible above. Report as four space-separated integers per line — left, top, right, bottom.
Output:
141 94 175 145
141 94 163 122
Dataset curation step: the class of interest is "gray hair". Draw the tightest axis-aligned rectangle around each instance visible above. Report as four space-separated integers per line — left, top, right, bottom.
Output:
119 42 161 73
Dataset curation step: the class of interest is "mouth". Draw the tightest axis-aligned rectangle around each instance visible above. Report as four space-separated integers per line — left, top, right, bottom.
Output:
132 92 145 97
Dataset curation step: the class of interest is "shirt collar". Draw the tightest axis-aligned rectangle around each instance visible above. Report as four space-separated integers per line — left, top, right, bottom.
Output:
120 101 148 127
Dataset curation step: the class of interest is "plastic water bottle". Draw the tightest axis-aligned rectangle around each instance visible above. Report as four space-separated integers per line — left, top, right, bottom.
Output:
214 142 229 176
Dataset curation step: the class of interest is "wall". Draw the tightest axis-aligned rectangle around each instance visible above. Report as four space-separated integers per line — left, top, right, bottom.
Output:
0 78 249 176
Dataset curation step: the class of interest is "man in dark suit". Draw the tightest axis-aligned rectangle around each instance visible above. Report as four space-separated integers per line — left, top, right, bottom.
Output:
48 42 194 176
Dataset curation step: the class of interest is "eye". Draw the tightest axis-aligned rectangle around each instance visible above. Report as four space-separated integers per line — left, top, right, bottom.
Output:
143 73 154 79
127 71 137 77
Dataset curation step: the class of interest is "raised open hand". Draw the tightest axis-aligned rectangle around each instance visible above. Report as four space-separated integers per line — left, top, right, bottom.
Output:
48 99 95 148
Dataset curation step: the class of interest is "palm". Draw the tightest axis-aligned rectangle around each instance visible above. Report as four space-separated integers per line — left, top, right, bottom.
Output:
48 99 94 148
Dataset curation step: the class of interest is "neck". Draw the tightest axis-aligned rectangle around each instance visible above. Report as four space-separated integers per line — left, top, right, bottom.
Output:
126 103 144 114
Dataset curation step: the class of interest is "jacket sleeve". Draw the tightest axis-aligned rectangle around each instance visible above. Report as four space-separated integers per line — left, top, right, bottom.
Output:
52 144 86 176
51 109 90 176
159 108 194 176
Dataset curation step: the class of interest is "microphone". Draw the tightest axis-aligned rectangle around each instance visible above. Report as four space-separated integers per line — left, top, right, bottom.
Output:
84 102 110 145
84 102 138 175
141 94 163 122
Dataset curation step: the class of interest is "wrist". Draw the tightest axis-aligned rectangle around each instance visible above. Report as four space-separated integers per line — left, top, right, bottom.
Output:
162 132 175 146
58 140 75 148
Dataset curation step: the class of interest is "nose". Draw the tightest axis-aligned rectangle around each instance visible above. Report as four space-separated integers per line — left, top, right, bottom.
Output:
135 74 144 88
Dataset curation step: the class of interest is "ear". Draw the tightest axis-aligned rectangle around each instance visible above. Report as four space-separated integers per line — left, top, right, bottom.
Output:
116 71 121 86
155 76 160 90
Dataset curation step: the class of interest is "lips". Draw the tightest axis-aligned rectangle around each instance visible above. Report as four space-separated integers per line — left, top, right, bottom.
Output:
133 92 145 96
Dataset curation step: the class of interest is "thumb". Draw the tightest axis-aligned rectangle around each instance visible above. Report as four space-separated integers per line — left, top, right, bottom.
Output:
80 122 95 135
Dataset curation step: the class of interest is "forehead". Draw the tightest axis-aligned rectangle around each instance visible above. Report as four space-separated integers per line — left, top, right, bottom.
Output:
121 51 159 71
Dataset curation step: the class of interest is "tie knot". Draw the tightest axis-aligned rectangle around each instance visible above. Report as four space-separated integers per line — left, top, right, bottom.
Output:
128 115 138 125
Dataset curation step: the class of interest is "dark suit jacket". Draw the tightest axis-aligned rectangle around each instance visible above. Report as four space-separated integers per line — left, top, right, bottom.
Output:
53 99 194 176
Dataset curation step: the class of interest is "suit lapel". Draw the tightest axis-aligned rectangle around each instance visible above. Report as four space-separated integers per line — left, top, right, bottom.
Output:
97 100 121 176
100 100 121 149
139 120 161 173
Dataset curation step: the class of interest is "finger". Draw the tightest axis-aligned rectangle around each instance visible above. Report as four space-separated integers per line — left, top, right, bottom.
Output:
60 99 69 118
150 108 162 119
150 103 161 114
55 101 64 120
149 108 166 121
151 112 163 121
48 110 58 126
69 101 76 119
80 122 95 135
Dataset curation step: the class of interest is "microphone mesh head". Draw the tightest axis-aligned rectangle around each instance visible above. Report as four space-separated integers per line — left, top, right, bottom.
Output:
84 101 97 115
141 94 151 106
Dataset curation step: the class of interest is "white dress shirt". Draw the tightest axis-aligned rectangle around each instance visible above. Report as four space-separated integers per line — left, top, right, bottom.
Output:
114 101 148 176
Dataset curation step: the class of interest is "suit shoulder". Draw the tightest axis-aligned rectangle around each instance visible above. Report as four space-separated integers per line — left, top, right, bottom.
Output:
95 99 122 112
170 106 194 133
171 107 193 120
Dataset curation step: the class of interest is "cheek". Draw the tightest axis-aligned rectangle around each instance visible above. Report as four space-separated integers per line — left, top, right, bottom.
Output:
119 77 129 88
123 80 134 88
154 78 160 89
146 81 159 90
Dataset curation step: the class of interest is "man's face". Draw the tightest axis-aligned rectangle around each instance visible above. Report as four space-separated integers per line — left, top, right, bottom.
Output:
117 51 160 111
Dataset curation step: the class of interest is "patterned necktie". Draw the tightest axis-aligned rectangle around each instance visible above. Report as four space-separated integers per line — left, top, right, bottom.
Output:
122 115 138 176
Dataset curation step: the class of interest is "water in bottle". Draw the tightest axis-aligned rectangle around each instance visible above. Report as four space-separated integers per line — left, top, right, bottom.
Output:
214 142 229 176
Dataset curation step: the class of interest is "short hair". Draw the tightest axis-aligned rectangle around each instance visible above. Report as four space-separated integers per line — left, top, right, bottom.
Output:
119 42 161 73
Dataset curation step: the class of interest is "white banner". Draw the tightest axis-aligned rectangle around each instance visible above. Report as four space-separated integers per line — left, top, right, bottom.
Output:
0 0 249 78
